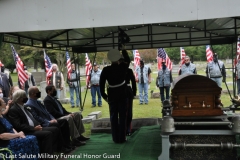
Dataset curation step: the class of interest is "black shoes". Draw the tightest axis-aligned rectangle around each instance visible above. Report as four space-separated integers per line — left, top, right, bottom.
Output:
62 147 72 153
114 138 127 143
71 106 75 108
78 135 90 141
71 139 86 146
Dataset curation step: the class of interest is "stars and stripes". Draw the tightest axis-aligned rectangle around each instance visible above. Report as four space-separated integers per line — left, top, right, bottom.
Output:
234 37 240 69
66 51 71 79
180 47 186 67
206 45 213 63
133 50 140 79
237 37 240 55
10 44 28 89
44 50 52 84
157 48 172 70
85 53 92 85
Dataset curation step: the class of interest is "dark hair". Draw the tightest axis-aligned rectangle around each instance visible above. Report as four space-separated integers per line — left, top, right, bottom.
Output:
45 85 54 93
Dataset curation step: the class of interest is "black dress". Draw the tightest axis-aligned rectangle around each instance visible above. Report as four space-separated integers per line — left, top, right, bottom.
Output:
0 117 39 160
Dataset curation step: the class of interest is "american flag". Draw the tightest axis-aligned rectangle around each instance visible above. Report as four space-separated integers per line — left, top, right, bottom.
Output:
85 53 92 86
234 37 240 68
180 47 186 67
10 44 28 89
66 51 71 79
133 50 140 79
206 45 213 62
157 48 172 70
44 50 52 84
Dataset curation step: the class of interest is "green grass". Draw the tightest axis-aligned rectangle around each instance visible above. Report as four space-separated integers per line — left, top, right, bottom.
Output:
9 62 236 137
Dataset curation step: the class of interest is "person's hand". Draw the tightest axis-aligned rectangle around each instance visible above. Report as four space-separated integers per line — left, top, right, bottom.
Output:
60 87 63 90
104 97 108 103
7 100 13 106
148 79 151 84
18 131 25 138
157 85 159 88
49 119 57 123
87 85 91 89
68 113 74 117
34 125 42 131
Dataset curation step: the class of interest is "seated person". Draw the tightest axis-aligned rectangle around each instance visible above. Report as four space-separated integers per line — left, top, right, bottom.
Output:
44 85 90 145
0 98 39 160
7 89 62 154
25 86 74 153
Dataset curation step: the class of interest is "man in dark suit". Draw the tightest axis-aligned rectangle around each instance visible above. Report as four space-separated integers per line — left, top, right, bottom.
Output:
25 86 75 153
44 85 90 144
0 71 11 98
7 89 63 154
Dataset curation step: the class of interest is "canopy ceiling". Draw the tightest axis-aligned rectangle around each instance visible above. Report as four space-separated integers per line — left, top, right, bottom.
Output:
3 17 240 53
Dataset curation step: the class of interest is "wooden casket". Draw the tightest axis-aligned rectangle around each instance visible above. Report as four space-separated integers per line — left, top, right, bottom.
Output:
171 74 223 117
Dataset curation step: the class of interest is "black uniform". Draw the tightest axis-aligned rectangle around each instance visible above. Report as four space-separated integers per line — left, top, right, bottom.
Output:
122 50 137 135
100 58 128 143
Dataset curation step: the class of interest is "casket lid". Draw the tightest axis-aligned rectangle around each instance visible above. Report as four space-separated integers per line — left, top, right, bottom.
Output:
172 74 221 90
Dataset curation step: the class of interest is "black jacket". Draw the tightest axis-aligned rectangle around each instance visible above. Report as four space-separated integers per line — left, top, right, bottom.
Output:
43 95 70 119
7 103 40 133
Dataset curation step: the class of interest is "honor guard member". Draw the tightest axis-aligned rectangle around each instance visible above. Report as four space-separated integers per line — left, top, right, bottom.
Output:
236 59 240 96
156 61 173 103
49 64 64 99
135 60 151 105
90 63 102 107
100 49 128 143
67 63 81 108
121 49 137 136
1 65 13 89
206 53 226 88
179 56 197 75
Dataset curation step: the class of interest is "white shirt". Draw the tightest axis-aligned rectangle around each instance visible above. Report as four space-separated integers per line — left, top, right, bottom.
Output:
18 103 34 127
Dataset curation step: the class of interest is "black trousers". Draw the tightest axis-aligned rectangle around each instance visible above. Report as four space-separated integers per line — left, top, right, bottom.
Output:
126 97 133 134
49 119 71 147
28 130 53 154
42 126 62 152
109 99 127 143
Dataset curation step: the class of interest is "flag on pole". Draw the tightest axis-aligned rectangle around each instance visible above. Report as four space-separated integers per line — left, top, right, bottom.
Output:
85 53 92 86
157 48 172 70
234 37 240 67
178 47 186 74
66 51 71 79
44 50 52 84
206 45 213 62
180 47 186 67
10 44 28 89
133 50 140 78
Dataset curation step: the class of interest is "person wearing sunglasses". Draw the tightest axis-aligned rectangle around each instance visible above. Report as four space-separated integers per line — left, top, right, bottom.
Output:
179 56 197 75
